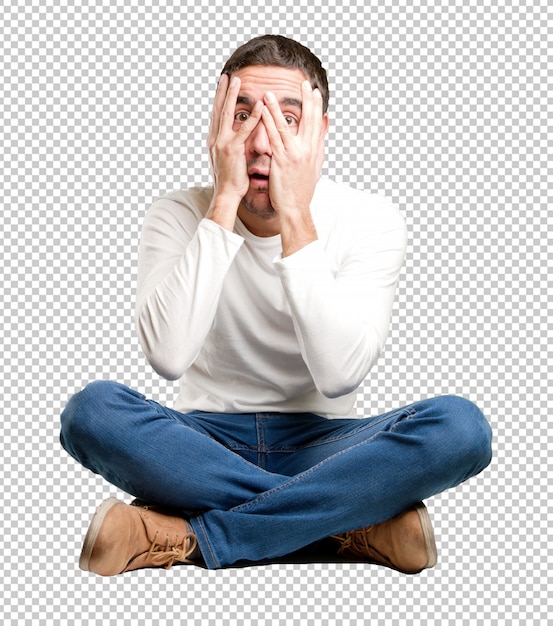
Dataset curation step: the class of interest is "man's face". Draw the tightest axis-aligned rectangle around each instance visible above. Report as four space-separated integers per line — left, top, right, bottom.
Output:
230 65 328 220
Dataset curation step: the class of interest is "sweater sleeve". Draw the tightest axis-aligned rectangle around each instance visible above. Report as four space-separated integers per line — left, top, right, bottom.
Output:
135 198 244 380
274 202 407 398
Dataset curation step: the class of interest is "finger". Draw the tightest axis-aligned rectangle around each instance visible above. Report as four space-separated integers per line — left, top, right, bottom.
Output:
234 100 263 140
299 81 322 146
262 91 290 149
207 73 229 147
313 88 324 129
263 92 290 132
261 102 285 153
218 75 241 136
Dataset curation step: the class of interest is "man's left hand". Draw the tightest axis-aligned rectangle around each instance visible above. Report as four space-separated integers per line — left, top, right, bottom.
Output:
261 81 328 255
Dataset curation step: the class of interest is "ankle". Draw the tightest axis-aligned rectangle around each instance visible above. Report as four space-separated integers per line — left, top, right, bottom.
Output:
185 521 203 564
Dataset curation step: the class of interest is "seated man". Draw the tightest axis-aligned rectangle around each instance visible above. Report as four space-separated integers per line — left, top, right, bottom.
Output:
60 34 492 576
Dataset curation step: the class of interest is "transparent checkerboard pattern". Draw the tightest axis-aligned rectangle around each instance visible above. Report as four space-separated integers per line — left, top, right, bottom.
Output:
1 0 551 624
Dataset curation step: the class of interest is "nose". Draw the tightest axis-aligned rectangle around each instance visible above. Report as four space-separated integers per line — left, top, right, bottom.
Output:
247 119 272 157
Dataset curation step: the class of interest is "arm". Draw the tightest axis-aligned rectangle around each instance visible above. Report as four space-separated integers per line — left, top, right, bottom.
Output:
275 198 407 398
136 76 263 379
260 82 405 397
135 200 244 380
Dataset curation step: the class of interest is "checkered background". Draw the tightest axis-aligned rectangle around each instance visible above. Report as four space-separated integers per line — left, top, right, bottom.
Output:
1 0 551 624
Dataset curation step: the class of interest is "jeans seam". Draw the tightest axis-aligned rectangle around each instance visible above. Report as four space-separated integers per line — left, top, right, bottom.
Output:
302 406 417 449
151 401 187 423
193 516 220 569
256 414 266 469
254 406 418 454
389 407 417 432
228 413 416 514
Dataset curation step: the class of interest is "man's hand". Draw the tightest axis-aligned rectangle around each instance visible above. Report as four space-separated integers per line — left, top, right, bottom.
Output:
206 74 263 231
261 80 328 255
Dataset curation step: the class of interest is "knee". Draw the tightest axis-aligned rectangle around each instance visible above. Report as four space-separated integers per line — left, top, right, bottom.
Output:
60 380 132 460
431 395 493 476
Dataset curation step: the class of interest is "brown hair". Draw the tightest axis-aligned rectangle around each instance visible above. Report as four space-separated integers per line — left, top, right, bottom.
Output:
221 35 329 113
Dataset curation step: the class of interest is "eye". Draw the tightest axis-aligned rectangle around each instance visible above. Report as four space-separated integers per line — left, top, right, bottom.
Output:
283 115 298 126
234 111 250 123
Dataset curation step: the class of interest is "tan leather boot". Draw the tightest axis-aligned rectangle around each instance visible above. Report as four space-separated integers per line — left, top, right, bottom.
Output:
331 502 437 574
79 498 198 576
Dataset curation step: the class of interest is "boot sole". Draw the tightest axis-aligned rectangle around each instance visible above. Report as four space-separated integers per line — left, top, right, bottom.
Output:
79 497 121 572
414 502 438 569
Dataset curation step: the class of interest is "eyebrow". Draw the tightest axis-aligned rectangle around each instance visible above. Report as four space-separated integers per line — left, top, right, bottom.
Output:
236 95 302 111
280 97 302 111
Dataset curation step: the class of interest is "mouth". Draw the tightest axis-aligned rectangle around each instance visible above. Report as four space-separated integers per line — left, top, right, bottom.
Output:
249 173 269 182
248 172 270 190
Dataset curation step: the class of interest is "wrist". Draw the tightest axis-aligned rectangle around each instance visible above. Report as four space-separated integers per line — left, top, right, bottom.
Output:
279 210 318 257
206 192 242 231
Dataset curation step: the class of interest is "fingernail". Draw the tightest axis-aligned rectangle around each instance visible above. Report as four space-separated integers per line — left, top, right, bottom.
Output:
265 91 275 103
304 80 313 91
230 76 239 87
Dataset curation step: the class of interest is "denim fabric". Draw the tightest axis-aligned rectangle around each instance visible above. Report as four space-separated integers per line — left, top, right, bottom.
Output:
60 380 492 569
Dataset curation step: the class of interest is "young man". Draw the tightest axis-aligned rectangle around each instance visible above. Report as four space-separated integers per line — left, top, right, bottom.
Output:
60 35 492 576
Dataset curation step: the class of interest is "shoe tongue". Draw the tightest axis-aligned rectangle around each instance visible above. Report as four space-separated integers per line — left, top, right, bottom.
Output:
140 508 188 544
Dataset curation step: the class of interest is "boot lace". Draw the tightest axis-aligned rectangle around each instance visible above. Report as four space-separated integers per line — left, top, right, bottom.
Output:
332 528 390 565
146 531 198 570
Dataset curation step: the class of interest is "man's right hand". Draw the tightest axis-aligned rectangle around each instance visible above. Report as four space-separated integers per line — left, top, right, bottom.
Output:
206 74 263 231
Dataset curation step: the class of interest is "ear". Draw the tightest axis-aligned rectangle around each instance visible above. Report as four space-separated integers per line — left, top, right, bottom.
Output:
316 115 329 174
320 113 330 140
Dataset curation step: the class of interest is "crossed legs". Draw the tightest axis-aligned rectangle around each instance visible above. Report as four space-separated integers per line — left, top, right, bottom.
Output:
60 380 492 570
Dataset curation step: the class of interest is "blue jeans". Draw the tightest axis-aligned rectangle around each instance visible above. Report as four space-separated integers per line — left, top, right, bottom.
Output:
60 381 492 569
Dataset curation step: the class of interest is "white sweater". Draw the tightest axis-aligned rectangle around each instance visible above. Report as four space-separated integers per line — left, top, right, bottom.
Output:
136 177 407 418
